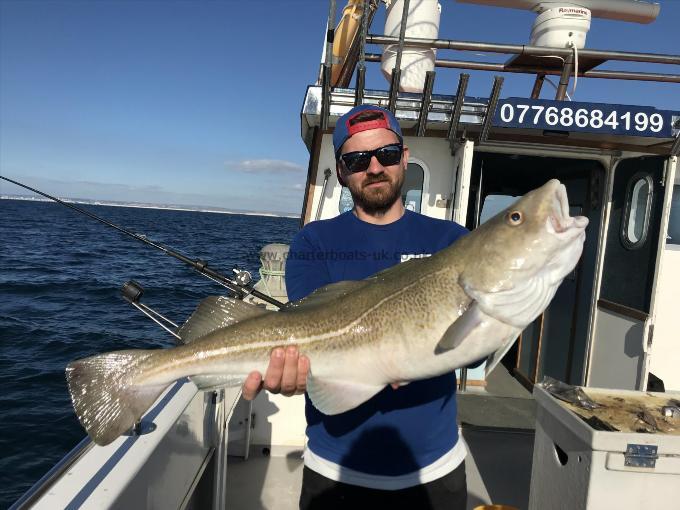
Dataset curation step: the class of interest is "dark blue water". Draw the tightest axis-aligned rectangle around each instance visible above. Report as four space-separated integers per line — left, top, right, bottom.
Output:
0 199 299 508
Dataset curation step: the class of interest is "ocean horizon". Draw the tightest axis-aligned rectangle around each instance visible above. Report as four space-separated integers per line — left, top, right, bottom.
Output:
0 194 301 220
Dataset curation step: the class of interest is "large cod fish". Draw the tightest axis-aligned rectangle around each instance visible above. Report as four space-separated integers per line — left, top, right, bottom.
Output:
67 179 588 446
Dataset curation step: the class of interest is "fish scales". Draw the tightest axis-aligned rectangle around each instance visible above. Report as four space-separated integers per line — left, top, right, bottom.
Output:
138 259 461 385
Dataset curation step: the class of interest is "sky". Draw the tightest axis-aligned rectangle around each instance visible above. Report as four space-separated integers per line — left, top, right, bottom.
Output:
1 0 679 215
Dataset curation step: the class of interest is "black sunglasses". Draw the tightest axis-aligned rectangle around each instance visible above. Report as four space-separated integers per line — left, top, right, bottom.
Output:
339 143 404 174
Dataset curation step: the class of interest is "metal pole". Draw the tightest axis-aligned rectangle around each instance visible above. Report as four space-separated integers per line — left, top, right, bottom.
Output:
458 368 468 392
212 391 227 510
555 51 574 100
358 0 369 68
388 0 410 112
480 76 504 143
416 71 436 136
321 0 337 131
582 69 680 83
671 132 680 157
371 35 527 55
363 53 680 83
474 160 484 229
388 69 402 112
315 169 333 220
131 302 181 340
531 73 545 99
243 400 253 461
447 73 469 143
367 35 680 65
321 66 331 131
355 65 366 106
325 0 337 69
353 0 370 106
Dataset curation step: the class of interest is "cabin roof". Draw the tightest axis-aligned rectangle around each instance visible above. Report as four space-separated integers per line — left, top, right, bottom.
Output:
301 86 680 156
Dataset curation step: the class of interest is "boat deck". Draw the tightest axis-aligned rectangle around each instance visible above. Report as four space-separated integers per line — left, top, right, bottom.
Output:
226 366 535 509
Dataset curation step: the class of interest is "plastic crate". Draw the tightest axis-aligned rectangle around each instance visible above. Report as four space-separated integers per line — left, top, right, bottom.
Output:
528 385 680 510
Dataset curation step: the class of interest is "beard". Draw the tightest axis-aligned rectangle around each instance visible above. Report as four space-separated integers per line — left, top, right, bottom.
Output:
347 168 405 216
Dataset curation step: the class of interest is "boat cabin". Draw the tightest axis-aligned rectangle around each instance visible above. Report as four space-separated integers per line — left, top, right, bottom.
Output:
300 0 679 395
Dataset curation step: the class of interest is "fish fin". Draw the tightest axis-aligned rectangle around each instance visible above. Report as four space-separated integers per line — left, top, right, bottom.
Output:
485 333 521 377
306 375 384 415
66 350 168 446
177 296 271 344
371 256 424 279
288 280 372 310
190 373 246 391
435 301 484 354
436 304 522 372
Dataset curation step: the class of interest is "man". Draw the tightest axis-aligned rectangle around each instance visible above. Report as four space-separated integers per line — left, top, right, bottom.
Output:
243 105 469 509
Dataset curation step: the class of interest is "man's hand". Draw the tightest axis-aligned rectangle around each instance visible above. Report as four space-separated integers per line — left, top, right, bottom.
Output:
242 346 310 400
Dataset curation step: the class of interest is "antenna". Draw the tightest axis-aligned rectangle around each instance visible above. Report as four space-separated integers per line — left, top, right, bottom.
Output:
455 0 659 24
456 0 660 99
457 1 659 49
530 5 591 49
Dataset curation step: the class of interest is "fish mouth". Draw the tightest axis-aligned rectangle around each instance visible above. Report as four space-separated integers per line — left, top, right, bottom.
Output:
546 183 589 238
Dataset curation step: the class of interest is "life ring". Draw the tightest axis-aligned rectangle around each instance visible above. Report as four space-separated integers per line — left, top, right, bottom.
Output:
331 0 365 86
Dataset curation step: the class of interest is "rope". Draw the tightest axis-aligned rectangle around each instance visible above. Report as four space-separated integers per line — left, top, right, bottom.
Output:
543 76 572 101
259 266 286 297
259 268 285 276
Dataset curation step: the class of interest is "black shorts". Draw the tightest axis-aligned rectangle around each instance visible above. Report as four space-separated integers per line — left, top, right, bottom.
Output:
299 461 467 510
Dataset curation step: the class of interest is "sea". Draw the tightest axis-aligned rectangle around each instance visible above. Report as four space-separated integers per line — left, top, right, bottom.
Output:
0 199 300 508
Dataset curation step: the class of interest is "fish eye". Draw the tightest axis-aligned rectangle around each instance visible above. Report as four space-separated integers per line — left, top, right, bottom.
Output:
507 210 523 226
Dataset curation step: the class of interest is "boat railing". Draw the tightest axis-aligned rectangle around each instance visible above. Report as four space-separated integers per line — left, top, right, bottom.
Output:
316 0 680 156
9 437 94 510
10 382 240 509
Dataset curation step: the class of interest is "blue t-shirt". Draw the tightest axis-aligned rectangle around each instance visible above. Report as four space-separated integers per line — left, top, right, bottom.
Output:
285 210 468 476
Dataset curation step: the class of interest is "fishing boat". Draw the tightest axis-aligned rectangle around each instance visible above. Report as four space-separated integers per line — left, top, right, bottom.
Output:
10 0 680 508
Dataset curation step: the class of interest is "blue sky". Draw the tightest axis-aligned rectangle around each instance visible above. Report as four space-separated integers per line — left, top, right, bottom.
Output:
1 0 678 215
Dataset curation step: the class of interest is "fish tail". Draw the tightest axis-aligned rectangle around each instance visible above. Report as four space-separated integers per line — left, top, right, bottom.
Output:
65 349 168 446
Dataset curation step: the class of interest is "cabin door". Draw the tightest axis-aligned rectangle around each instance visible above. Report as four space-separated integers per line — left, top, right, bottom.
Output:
641 157 678 390
450 140 483 387
587 156 674 390
463 153 604 388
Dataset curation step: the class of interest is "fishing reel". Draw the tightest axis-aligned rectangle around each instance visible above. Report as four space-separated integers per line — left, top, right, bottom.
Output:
232 268 252 287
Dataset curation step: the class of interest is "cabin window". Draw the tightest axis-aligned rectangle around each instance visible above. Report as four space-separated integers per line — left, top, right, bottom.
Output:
479 194 518 225
337 162 424 214
667 185 680 246
402 163 424 212
339 187 353 213
480 194 582 226
621 174 653 249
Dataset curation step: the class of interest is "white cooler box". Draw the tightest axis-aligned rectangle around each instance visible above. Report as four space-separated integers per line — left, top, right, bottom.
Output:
528 384 680 510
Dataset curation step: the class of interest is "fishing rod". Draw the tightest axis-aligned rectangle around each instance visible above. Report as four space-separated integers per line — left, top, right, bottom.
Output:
0 175 286 309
